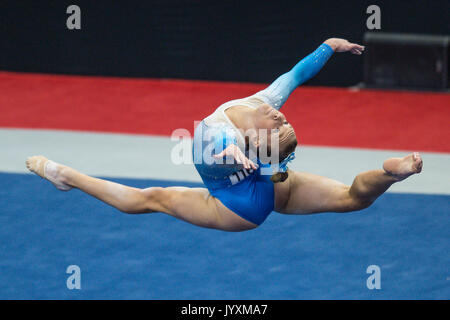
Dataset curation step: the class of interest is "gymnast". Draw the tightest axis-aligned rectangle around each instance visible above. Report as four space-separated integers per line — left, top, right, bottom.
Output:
26 38 423 232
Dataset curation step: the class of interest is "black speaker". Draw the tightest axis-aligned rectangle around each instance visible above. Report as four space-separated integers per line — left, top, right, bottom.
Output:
363 32 449 91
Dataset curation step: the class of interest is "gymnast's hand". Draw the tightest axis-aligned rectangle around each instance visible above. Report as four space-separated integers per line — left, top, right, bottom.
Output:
213 144 258 170
324 38 365 55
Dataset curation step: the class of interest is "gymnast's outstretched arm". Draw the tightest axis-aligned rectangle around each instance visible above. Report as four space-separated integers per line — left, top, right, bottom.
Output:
257 38 364 109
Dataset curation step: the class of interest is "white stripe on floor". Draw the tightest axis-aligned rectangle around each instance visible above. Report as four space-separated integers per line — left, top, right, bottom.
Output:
1 128 449 195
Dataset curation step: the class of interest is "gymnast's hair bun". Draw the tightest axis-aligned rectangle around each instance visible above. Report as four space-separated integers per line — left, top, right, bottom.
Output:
270 171 289 183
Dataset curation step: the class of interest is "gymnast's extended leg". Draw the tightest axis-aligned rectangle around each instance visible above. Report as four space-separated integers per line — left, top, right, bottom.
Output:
275 153 423 214
26 156 256 231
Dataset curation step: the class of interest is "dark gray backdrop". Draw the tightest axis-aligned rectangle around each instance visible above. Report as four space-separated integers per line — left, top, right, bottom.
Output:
1 0 448 86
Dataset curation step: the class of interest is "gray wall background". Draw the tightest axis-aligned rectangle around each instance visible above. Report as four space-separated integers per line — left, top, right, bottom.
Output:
1 0 449 86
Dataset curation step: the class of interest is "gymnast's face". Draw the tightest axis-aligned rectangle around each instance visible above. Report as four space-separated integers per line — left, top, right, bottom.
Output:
255 104 297 162
256 104 294 138
256 104 287 130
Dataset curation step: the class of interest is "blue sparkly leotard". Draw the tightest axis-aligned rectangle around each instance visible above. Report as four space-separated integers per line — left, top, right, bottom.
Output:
192 43 334 225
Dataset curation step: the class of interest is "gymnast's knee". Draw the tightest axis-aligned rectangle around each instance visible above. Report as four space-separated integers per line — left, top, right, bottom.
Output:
115 187 167 214
139 187 170 213
330 185 374 213
347 187 374 212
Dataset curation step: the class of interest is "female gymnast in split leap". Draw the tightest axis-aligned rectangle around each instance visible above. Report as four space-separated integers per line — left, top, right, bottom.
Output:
26 38 423 231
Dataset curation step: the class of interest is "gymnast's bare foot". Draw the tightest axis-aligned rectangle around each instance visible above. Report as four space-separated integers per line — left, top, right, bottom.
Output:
26 155 72 191
383 152 423 181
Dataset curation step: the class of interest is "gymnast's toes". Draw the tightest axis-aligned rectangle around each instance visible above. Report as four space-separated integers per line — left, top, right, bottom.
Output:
412 152 423 173
383 152 423 181
26 155 72 191
26 155 48 178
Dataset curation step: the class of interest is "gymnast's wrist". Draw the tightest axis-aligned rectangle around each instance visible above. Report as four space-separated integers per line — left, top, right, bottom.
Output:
323 38 338 51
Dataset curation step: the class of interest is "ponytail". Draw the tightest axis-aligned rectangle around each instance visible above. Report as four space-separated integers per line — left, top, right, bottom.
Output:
270 171 289 183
